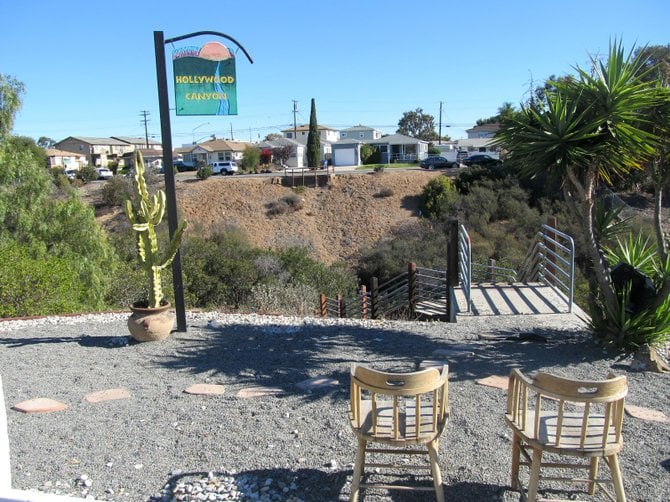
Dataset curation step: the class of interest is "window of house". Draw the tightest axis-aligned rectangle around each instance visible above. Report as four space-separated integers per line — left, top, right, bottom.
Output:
360 133 364 138
342 132 347 138
286 133 293 138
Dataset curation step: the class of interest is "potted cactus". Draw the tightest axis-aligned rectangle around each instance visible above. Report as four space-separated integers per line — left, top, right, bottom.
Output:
124 151 187 341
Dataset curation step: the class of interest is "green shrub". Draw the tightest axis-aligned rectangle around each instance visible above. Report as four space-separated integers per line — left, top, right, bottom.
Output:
454 165 505 194
100 175 132 206
420 176 459 220
374 187 394 198
0 240 87 317
197 165 213 179
360 144 380 164
79 164 98 182
250 282 319 316
266 194 304 217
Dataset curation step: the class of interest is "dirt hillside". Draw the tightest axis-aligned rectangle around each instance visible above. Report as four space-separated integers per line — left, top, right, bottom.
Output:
174 170 442 264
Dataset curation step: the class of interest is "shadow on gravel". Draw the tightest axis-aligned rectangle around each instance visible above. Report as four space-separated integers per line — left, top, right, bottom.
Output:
154 320 608 402
152 467 350 502
152 467 511 501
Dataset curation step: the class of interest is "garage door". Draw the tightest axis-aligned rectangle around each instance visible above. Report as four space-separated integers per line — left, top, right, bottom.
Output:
334 147 356 166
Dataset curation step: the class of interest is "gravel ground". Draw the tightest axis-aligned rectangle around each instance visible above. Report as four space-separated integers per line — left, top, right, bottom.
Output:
1 311 669 501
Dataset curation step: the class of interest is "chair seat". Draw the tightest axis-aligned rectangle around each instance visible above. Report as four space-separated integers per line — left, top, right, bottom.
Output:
352 400 446 446
505 411 624 457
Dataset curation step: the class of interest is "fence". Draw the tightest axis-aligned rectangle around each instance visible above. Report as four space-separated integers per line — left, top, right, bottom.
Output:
319 263 449 321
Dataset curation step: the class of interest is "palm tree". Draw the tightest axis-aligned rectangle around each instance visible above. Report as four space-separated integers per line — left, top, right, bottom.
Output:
495 41 660 333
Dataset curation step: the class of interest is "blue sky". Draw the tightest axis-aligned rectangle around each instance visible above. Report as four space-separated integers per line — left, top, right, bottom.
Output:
2 0 668 146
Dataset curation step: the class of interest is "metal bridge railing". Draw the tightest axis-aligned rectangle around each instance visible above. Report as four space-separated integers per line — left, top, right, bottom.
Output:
458 224 472 312
518 223 575 312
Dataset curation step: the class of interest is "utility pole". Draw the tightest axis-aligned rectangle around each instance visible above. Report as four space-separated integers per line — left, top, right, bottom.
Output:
230 123 234 140
140 110 151 148
292 100 298 140
438 102 443 145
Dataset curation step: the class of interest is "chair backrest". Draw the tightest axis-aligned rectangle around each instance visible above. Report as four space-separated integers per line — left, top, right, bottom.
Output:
350 364 449 443
506 368 628 452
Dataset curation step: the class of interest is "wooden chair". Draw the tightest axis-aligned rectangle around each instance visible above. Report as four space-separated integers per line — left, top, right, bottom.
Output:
505 368 628 502
348 363 449 501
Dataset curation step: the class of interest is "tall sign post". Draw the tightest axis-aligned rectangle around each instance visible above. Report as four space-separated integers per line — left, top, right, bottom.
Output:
153 30 253 331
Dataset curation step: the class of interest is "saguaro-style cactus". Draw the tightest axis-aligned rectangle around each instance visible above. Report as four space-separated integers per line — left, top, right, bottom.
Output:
124 151 187 308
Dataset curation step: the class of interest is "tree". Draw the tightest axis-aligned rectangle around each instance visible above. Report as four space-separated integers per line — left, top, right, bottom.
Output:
495 41 661 347
306 98 320 168
396 108 438 141
240 145 261 171
477 102 519 125
0 74 24 140
263 133 283 142
37 136 56 149
272 144 292 166
0 74 115 314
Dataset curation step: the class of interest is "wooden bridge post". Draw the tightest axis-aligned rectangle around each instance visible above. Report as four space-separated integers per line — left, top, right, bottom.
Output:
360 285 368 319
370 277 379 319
319 293 327 318
487 258 497 282
408 262 417 316
336 294 344 318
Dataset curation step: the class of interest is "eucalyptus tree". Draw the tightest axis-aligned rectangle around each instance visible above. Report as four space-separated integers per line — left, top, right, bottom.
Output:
495 42 661 344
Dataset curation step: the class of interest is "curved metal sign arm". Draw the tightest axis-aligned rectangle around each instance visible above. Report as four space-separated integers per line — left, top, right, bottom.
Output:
165 31 254 64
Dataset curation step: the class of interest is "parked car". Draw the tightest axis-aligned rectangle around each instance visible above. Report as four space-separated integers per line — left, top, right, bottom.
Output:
174 161 197 172
420 156 458 170
462 154 502 167
64 169 78 180
95 167 113 180
211 161 238 175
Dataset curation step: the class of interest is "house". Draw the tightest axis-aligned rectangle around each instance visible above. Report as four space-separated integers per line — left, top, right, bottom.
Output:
186 138 250 167
332 138 364 166
368 134 429 163
465 123 500 139
281 125 337 164
281 124 340 144
54 136 134 167
257 138 305 168
112 136 162 150
45 148 88 170
460 123 502 157
121 148 164 170
340 125 382 141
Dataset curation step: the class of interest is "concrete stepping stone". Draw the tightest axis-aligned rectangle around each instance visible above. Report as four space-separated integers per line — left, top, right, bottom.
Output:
12 398 67 413
476 375 508 390
625 404 670 424
296 376 339 391
184 384 226 396
419 360 450 371
85 388 130 403
237 386 284 398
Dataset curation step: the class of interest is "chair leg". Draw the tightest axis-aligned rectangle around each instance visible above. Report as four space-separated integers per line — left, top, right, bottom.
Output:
526 448 543 502
588 457 600 495
607 454 627 502
427 441 445 502
511 433 521 490
350 439 366 502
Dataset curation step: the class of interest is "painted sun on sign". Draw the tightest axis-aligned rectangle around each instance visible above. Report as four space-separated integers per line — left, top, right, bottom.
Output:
173 41 238 116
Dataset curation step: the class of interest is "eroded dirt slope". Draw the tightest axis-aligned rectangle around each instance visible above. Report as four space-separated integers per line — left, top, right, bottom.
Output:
175 170 441 264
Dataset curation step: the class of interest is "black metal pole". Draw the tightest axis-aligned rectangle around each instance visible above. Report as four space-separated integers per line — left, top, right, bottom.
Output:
154 30 187 332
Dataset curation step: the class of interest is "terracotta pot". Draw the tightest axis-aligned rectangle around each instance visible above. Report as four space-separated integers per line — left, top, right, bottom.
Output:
127 301 174 342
